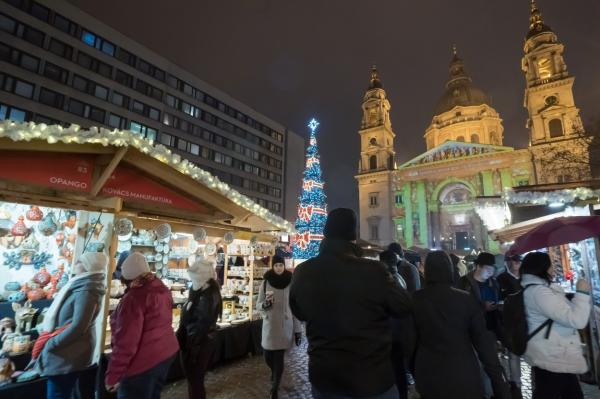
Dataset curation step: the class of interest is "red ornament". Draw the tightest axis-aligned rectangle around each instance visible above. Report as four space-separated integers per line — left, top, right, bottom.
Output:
26 206 43 221
33 267 51 287
565 270 574 281
11 216 28 236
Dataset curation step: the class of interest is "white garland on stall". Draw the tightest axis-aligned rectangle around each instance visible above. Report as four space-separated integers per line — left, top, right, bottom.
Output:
504 187 600 205
0 120 294 232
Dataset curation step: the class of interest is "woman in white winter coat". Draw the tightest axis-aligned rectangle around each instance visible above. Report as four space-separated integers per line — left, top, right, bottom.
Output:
521 252 591 399
256 255 302 399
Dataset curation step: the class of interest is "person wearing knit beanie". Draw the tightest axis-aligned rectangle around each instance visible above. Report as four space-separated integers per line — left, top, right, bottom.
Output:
323 208 357 241
187 257 217 290
178 257 222 398
121 252 151 281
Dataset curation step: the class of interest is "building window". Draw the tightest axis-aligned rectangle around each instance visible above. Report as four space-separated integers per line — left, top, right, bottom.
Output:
470 134 479 144
370 225 379 241
0 103 28 122
130 121 157 141
21 25 44 47
549 118 563 138
456 136 465 142
108 113 126 129
8 78 34 98
0 13 17 34
116 47 136 66
81 30 115 56
517 179 529 186
43 62 68 83
48 38 72 59
369 137 377 145
369 192 379 208
111 92 129 109
30 2 50 22
39 87 65 109
395 193 403 205
115 69 133 87
160 132 175 146
369 155 377 170
52 13 77 36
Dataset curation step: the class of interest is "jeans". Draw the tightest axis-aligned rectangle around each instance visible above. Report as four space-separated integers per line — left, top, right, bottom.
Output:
117 354 176 399
311 385 399 399
264 349 285 393
532 367 583 399
46 371 81 399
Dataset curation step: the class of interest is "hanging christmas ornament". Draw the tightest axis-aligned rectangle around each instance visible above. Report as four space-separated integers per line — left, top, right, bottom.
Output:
193 228 207 242
33 267 51 287
223 232 235 245
12 216 29 237
38 212 58 236
155 223 172 241
25 206 43 221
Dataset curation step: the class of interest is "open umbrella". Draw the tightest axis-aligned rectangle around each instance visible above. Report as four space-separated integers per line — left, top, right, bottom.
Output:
507 216 600 256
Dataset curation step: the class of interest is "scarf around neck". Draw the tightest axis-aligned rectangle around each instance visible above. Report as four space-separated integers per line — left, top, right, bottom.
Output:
264 269 292 290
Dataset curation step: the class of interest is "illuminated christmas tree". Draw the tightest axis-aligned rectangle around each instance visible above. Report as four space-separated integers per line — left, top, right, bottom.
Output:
293 118 328 260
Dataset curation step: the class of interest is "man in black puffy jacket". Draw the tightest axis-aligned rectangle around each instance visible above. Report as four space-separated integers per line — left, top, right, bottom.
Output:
388 243 421 293
290 209 412 399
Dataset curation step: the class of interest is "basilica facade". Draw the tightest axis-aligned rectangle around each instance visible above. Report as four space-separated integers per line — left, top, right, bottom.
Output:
355 2 590 252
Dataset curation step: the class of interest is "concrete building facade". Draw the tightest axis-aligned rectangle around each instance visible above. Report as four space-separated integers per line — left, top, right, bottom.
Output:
0 0 304 221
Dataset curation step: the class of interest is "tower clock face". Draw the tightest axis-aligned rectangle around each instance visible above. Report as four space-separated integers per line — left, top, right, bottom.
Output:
545 95 558 106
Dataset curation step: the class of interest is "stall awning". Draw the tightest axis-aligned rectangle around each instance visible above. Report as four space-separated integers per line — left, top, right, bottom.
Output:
0 121 293 233
490 213 563 243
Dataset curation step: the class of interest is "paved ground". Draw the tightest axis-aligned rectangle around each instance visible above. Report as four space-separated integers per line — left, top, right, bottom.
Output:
162 340 600 398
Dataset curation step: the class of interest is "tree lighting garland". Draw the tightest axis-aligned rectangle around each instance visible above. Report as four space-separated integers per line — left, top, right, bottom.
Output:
0 120 293 232
504 187 600 205
292 118 328 260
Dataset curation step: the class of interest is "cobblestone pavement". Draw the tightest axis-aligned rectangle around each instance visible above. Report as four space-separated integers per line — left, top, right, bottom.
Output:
162 341 600 398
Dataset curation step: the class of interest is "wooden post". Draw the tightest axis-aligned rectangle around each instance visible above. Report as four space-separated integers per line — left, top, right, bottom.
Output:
100 210 121 353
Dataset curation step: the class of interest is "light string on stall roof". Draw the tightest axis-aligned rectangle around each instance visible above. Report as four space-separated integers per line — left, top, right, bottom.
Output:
0 120 294 233
504 187 600 205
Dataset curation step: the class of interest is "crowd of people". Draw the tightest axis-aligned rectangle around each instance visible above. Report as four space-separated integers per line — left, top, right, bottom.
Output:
291 208 593 399
29 207 593 399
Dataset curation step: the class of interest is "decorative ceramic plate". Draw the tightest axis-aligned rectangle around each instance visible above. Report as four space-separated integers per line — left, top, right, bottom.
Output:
193 228 207 242
223 232 234 244
205 243 217 255
155 253 163 261
163 245 170 254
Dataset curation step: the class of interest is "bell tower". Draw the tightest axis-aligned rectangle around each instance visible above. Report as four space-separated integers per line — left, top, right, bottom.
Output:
358 66 396 174
355 66 397 246
523 0 590 183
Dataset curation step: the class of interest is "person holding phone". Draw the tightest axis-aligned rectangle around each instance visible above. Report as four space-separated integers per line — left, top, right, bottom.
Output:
521 252 591 399
256 255 302 399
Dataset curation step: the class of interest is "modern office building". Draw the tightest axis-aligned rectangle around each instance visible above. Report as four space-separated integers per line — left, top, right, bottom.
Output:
0 0 305 221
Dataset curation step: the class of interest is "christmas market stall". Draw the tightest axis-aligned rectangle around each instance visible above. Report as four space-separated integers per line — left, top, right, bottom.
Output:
491 181 600 384
0 121 293 397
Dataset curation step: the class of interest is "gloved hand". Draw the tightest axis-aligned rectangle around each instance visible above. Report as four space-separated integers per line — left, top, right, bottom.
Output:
294 332 302 346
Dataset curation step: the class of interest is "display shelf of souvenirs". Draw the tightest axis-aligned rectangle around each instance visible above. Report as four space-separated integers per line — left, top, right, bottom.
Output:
0 202 81 304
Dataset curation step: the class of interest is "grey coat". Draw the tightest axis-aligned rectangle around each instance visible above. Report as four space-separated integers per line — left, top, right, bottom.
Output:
256 280 301 351
37 273 106 376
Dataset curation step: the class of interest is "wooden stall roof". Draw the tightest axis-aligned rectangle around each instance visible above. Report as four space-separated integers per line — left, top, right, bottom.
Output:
491 213 563 243
0 121 293 233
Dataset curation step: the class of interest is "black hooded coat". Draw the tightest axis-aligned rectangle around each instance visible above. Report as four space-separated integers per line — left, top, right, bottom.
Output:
412 252 511 399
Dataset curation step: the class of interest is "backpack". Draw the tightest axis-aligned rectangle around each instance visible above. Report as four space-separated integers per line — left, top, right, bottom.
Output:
503 284 553 356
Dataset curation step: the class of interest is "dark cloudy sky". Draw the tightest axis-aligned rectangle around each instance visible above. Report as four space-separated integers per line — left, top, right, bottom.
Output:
71 0 600 211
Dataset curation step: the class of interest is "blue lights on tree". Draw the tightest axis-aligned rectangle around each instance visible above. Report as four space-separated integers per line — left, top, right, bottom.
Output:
293 118 328 259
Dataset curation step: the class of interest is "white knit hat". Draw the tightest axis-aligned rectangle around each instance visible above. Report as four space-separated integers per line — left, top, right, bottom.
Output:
79 252 108 273
121 252 150 280
188 257 216 290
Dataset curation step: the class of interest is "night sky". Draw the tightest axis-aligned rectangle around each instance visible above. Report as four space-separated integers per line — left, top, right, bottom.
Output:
71 0 600 212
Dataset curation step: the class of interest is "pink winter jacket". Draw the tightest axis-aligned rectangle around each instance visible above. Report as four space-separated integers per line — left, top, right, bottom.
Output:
106 277 179 386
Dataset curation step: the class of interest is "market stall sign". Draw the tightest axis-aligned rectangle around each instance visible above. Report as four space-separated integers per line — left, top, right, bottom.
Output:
101 166 204 212
0 151 92 192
